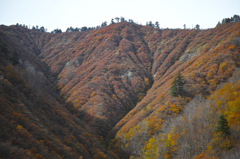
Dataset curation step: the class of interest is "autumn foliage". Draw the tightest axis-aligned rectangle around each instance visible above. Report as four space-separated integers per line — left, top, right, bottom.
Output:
0 20 240 158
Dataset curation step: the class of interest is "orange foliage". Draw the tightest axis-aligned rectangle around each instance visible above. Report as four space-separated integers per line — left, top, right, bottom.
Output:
1 20 240 159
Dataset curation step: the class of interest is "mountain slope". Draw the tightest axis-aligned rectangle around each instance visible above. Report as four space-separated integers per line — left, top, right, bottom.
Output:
40 23 154 136
0 26 113 159
1 23 156 137
112 22 240 158
115 22 240 134
0 21 240 159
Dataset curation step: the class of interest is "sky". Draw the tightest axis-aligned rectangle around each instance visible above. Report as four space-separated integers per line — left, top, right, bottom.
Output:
0 0 240 32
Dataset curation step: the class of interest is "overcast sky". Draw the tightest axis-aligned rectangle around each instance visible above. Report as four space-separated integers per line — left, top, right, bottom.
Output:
1 0 240 32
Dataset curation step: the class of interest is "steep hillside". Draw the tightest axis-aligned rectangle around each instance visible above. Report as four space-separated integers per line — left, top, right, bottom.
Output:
112 23 240 158
0 26 113 158
1 23 155 137
0 21 240 159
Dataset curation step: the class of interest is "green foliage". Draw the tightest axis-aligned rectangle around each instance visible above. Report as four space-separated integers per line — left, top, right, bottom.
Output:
218 14 240 26
216 115 230 137
195 24 200 30
171 72 185 97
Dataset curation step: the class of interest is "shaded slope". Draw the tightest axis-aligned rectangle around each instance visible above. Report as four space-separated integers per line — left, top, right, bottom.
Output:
0 26 113 159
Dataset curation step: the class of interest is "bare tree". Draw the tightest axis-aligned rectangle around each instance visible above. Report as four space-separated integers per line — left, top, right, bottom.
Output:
115 17 120 23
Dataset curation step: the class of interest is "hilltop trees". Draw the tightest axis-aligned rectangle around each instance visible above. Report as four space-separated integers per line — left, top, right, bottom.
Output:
128 19 135 24
115 17 120 23
66 27 80 32
31 25 47 32
146 21 153 27
231 14 240 22
111 19 115 24
171 72 185 97
155 21 160 29
217 14 240 26
51 29 62 34
195 24 200 30
146 21 160 29
120 17 126 22
101 21 107 27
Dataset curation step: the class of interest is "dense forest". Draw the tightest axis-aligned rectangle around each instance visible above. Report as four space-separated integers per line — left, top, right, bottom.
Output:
0 15 240 159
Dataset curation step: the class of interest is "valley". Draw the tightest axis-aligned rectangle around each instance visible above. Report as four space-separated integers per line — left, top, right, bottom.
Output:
0 21 240 158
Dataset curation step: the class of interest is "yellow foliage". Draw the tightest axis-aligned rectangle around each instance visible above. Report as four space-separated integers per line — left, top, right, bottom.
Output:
207 71 214 80
124 125 138 142
159 106 166 111
163 153 170 159
72 90 78 96
138 94 145 101
148 116 163 135
211 132 232 151
212 82 240 128
169 103 181 115
207 145 212 151
166 132 178 149
166 133 171 147
112 94 118 100
225 97 240 126
228 44 235 50
209 79 217 90
144 137 159 159
16 124 23 131
164 127 179 156
194 153 205 159
219 137 231 150
64 138 71 144
35 153 44 159
93 148 107 159
219 62 228 72
144 77 150 85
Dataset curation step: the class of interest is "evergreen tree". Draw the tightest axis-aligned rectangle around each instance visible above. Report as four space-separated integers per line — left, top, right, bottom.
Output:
81 26 88 32
216 115 230 137
171 72 185 97
120 17 125 22
39 26 45 32
111 19 115 24
231 14 240 22
216 21 221 26
51 29 62 34
155 21 160 29
195 24 200 30
129 19 134 23
149 21 153 26
101 21 107 27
